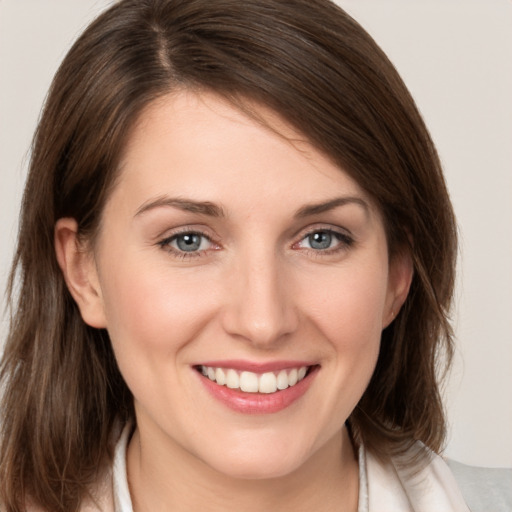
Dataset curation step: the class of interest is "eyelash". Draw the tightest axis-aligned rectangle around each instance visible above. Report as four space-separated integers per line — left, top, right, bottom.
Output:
157 227 354 260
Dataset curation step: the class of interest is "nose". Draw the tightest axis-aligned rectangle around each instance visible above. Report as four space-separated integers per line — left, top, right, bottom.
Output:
221 251 299 348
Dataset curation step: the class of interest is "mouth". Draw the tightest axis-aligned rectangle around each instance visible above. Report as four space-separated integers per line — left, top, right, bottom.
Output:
193 362 319 414
195 364 312 394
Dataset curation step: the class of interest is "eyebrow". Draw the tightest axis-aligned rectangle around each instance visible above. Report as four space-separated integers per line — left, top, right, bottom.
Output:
134 195 369 219
135 196 225 218
294 197 369 218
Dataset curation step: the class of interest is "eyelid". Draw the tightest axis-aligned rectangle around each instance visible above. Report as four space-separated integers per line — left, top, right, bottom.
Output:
293 223 354 242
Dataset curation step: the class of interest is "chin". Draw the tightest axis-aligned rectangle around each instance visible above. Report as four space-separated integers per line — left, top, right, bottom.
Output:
209 454 304 481
196 434 314 481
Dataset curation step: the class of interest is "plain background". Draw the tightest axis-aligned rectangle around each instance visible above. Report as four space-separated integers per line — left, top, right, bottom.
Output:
1 0 511 468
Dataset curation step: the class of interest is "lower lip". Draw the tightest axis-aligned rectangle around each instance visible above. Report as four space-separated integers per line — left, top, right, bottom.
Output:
196 367 319 414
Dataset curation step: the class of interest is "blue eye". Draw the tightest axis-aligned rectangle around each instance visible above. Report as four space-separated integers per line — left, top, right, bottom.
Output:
159 232 213 254
297 229 353 252
174 233 204 252
308 231 334 250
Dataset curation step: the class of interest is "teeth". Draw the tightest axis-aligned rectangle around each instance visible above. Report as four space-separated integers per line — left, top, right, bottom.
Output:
259 372 277 393
276 370 289 390
226 369 239 389
215 367 226 386
288 368 298 386
200 365 310 394
240 371 259 392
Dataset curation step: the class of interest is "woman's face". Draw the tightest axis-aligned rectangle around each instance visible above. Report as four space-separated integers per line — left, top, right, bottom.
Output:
75 91 410 479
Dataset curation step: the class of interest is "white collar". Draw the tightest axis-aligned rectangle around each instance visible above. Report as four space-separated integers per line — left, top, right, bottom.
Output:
112 424 133 512
362 443 470 511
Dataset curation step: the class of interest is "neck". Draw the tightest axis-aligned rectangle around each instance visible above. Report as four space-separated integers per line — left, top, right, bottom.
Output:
127 423 359 512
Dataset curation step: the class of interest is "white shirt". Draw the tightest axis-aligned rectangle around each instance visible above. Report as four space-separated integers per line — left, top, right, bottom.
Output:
111 424 471 512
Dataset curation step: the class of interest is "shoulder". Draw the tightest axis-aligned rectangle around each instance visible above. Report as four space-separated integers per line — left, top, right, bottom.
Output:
446 458 512 512
27 423 131 512
362 444 471 511
363 443 512 512
23 469 115 512
81 469 116 512
22 469 114 512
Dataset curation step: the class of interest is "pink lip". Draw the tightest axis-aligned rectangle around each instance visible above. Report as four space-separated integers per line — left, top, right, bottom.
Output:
195 364 319 415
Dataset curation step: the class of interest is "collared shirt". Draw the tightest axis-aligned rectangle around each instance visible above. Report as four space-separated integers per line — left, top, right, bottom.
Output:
111 424 473 512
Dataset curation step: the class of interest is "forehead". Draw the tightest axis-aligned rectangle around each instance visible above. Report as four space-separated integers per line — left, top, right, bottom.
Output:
112 90 375 215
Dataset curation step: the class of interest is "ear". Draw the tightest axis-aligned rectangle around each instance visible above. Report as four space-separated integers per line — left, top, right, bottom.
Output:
54 218 107 328
382 249 414 329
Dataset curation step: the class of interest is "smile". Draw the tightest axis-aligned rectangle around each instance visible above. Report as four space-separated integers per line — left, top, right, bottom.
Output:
199 365 309 394
194 362 319 414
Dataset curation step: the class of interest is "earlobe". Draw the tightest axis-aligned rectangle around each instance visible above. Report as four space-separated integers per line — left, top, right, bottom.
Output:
54 218 107 328
383 250 414 328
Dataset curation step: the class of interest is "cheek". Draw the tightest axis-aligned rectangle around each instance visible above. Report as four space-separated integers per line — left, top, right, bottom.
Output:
98 254 220 363
303 260 388 400
97 255 226 413
304 261 389 349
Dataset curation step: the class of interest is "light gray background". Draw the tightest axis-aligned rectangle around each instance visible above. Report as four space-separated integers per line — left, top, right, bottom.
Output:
1 0 511 468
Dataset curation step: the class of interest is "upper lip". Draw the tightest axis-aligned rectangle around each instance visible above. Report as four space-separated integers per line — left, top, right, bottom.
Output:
194 359 317 373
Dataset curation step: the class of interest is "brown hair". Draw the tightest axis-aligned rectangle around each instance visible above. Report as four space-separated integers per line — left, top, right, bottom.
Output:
0 0 457 510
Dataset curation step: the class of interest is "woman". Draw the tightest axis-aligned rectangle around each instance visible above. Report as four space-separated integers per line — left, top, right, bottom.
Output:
0 0 480 510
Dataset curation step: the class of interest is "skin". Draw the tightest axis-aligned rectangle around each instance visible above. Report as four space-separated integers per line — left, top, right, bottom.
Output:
55 91 412 511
